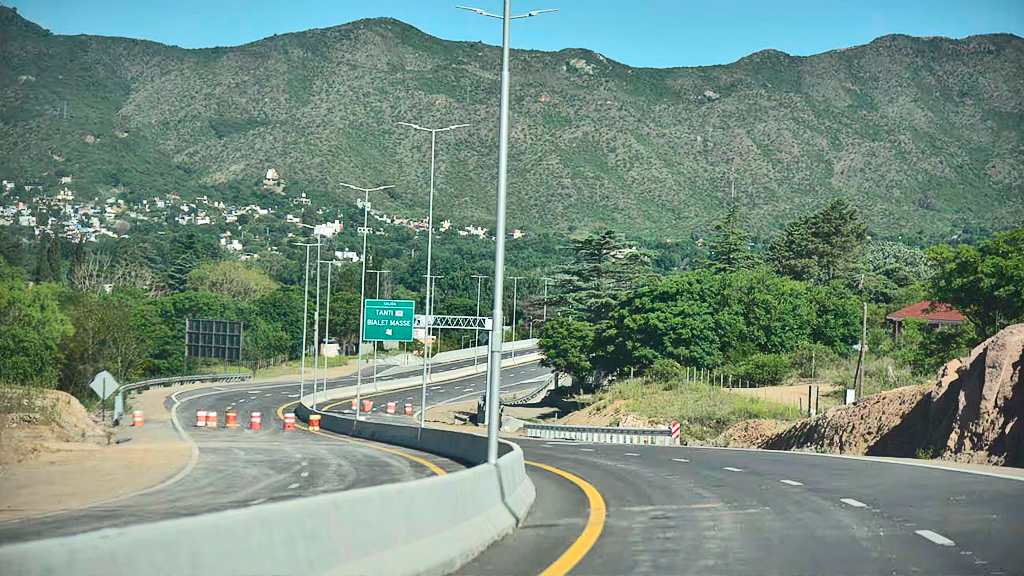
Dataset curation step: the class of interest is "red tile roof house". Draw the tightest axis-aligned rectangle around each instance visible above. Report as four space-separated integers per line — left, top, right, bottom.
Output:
886 300 966 338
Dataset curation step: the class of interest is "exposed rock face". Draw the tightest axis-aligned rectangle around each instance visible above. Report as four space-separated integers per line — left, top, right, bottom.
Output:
756 324 1024 467
924 324 1024 465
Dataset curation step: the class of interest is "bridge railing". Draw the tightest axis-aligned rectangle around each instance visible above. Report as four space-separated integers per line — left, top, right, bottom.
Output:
523 421 679 446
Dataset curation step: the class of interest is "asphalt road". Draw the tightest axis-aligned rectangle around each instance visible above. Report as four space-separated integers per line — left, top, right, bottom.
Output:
458 440 1024 575
0 355 539 545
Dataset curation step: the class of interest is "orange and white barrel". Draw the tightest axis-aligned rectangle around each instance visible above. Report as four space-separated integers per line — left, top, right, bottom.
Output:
309 414 321 432
386 401 396 414
350 398 358 411
132 410 144 427
283 413 295 431
225 410 238 428
195 410 207 427
206 411 218 428
362 399 374 413
250 411 262 430
404 403 413 415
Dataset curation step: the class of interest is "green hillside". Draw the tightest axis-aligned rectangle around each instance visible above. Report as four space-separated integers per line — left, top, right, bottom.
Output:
2 6 1022 241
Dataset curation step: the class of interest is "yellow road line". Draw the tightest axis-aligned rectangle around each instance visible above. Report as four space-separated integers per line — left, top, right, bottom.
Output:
527 461 606 576
276 400 446 476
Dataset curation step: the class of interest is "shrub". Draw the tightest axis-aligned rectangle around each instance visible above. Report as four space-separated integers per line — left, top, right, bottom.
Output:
645 358 685 385
735 353 792 387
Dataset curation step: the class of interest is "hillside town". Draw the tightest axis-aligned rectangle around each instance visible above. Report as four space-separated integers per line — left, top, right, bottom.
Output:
0 168 526 260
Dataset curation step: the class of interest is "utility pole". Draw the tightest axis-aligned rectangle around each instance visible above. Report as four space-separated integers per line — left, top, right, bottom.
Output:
854 301 868 399
294 241 318 401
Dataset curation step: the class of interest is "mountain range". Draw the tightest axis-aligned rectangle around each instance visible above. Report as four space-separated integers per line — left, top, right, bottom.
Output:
2 6 1022 242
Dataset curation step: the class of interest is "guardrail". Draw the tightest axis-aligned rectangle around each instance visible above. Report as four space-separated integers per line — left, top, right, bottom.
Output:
524 422 679 446
501 373 556 407
114 373 253 421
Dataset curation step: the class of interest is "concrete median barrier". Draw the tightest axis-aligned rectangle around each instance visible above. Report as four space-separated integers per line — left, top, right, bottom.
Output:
0 378 537 576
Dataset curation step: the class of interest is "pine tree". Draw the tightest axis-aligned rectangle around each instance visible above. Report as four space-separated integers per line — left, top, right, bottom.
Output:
708 205 754 273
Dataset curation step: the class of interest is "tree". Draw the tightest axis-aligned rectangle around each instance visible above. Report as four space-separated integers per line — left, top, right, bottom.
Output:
927 229 1024 338
0 275 72 388
538 317 594 390
707 205 754 273
768 199 868 284
187 261 278 301
556 230 650 323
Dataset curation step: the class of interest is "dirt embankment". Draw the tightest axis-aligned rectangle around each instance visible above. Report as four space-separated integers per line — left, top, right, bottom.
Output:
723 324 1024 467
1 389 111 466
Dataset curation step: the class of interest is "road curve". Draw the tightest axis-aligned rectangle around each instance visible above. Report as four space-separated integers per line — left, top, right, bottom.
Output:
459 440 1024 575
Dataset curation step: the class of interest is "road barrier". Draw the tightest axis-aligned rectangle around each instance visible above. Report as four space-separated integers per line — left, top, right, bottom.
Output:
206 411 217 428
404 403 413 415
115 373 253 422
283 413 295 431
351 398 358 410
195 410 207 427
131 410 144 427
386 401 396 414
250 412 261 430
524 422 680 446
309 414 321 432
0 388 537 576
225 411 238 428
362 399 374 413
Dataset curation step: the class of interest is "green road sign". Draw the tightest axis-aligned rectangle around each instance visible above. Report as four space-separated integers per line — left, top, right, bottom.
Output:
364 299 415 342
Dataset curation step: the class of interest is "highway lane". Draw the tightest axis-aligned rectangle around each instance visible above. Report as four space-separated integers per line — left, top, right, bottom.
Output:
461 440 1024 575
0 356 541 545
319 360 552 419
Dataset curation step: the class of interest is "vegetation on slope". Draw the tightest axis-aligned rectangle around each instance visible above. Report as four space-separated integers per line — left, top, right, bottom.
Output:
2 6 1023 241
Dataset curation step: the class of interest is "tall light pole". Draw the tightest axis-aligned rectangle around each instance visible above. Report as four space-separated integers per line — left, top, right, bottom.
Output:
509 276 524 360
541 276 554 322
459 1 556 464
399 121 468 429
367 269 390 387
294 241 317 402
316 259 339 410
471 274 489 371
340 182 394 421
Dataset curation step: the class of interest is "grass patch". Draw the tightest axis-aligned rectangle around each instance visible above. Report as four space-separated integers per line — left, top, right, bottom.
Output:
598 377 803 441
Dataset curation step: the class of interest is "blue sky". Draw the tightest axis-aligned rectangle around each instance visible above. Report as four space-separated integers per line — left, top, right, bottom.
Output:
9 0 1024 67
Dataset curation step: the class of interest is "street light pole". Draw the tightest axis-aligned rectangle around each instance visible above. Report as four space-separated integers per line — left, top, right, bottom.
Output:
541 276 553 322
399 121 468 430
509 276 523 361
367 269 390 388
340 183 395 421
316 259 337 410
459 1 556 464
296 243 314 401
471 274 488 371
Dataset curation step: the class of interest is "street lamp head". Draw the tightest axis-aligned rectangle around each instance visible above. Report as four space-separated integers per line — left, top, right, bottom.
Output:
455 5 501 18
397 121 423 130
525 8 558 17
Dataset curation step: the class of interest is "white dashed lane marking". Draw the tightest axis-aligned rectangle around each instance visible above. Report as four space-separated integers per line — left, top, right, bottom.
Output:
287 483 300 490
840 498 868 508
580 448 595 452
301 461 308 467
625 453 640 457
300 471 309 478
780 479 803 486
672 458 689 463
915 530 955 546
723 467 744 472
248 498 268 505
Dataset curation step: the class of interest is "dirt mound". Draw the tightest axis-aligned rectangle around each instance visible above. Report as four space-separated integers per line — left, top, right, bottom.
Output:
0 389 111 465
557 399 668 428
760 323 1024 467
715 419 793 448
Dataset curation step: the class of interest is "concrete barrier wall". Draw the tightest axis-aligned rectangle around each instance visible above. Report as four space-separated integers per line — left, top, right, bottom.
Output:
308 352 542 409
1 398 537 576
